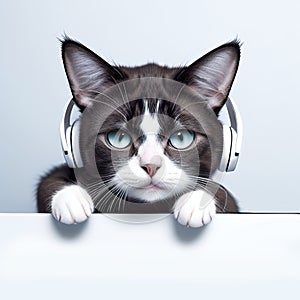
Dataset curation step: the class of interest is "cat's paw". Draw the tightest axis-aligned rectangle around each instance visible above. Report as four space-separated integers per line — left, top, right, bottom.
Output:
51 185 94 225
173 190 216 227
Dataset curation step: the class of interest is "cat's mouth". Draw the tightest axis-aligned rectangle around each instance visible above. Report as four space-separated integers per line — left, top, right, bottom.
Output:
142 183 163 190
129 182 171 203
118 178 184 203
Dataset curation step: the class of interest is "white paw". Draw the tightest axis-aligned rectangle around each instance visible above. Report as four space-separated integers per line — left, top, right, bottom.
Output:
173 190 216 227
51 185 94 225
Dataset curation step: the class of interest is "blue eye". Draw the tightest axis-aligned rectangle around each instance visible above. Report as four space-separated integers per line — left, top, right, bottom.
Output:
107 131 132 149
169 130 195 149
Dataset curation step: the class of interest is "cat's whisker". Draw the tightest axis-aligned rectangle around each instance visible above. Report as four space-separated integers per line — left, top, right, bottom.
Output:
111 77 127 106
174 101 207 122
78 92 128 122
173 84 185 106
93 181 127 213
116 185 128 213
185 176 229 211
122 82 129 102
112 185 128 213
95 189 115 212
85 181 113 196
89 181 117 206
107 183 122 212
121 187 129 213
85 179 112 189
78 88 122 108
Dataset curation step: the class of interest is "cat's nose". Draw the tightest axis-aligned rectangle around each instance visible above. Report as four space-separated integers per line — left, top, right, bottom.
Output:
141 164 160 177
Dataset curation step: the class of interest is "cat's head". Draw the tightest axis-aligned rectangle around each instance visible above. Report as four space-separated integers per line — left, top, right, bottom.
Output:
61 38 240 207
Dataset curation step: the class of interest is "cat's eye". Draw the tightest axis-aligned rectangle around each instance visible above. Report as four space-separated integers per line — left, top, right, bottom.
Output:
169 130 195 150
107 130 132 149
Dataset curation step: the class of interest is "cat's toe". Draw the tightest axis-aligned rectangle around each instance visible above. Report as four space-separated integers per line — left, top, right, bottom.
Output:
51 185 94 225
173 190 216 228
188 200 216 227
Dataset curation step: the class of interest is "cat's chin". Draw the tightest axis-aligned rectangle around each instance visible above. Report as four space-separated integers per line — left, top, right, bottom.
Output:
126 185 176 203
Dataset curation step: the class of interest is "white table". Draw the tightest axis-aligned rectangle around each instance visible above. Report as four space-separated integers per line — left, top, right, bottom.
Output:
0 213 299 299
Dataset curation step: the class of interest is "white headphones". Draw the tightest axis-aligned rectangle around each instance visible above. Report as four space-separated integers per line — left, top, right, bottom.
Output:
218 98 243 172
60 97 242 172
60 100 83 168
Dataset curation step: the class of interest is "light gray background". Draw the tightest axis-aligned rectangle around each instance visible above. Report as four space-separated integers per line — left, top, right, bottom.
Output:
1 0 299 212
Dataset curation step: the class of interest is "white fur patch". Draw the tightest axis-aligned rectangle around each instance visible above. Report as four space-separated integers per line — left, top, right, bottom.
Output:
113 100 193 202
113 153 191 202
138 100 163 170
173 190 216 227
51 185 94 225
140 100 160 135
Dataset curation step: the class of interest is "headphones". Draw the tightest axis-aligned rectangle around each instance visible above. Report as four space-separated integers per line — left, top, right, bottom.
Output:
60 100 83 168
219 98 243 172
60 97 242 172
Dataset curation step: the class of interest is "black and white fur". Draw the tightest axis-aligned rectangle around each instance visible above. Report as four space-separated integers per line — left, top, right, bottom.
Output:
37 38 240 226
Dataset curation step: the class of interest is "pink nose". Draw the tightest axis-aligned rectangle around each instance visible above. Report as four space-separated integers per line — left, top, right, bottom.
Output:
141 164 159 177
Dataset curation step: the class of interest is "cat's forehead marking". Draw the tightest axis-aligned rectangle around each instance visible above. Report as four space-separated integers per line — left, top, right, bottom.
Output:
156 100 160 113
140 100 160 135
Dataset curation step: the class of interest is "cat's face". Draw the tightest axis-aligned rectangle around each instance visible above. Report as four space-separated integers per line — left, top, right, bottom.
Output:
61 38 240 207
93 96 220 203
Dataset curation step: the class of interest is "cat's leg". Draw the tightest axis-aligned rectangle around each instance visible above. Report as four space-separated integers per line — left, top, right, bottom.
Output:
173 189 216 227
37 164 94 224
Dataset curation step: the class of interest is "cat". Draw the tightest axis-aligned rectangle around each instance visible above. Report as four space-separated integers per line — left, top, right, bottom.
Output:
37 37 240 227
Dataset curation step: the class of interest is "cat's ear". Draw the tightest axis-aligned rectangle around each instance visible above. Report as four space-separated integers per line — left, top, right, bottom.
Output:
175 41 240 113
61 38 127 108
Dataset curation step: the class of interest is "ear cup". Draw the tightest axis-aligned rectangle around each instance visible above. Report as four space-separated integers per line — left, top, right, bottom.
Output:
219 125 238 172
219 125 231 172
226 127 238 172
63 125 76 168
70 119 83 168
219 125 233 172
